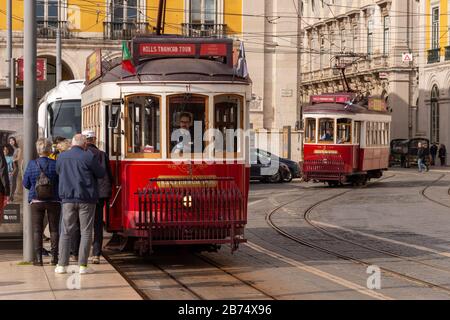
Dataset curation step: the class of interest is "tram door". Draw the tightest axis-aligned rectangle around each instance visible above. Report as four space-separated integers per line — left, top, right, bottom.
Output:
354 121 362 169
106 100 122 231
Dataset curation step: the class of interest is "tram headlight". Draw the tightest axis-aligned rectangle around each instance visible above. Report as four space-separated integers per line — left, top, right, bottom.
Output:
182 195 192 208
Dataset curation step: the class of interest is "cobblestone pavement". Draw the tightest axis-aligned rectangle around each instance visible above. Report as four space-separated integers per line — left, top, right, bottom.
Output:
105 168 450 300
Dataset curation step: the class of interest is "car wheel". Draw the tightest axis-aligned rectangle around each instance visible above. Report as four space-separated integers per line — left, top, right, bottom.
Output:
283 170 293 182
268 171 282 183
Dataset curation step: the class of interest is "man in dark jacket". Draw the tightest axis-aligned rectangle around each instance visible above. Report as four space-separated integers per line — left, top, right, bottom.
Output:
55 134 106 274
0 150 10 224
430 143 438 166
83 130 113 264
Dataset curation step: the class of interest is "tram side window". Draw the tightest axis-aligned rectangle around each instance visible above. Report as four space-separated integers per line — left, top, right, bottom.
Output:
305 118 316 143
354 121 361 144
127 95 161 155
337 119 352 144
168 95 206 156
318 118 334 143
366 122 372 146
214 95 241 153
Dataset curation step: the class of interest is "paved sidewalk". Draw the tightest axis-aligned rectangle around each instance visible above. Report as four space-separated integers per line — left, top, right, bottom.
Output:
0 240 142 300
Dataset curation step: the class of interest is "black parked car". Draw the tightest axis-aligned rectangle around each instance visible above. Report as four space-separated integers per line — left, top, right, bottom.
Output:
389 138 430 168
250 148 301 183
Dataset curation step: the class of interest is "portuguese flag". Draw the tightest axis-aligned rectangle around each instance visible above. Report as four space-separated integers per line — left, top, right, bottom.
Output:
122 40 136 75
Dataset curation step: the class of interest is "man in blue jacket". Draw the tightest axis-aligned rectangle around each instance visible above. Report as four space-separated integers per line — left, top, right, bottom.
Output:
55 134 106 274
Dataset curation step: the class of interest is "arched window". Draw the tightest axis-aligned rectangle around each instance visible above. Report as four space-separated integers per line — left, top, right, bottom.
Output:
431 85 440 143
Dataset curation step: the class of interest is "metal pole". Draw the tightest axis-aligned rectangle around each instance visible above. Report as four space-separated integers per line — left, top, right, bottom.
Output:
23 0 37 262
56 27 62 85
6 0 12 90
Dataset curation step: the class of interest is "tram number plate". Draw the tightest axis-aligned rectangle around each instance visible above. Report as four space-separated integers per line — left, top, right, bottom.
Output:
156 176 218 188
2 204 20 224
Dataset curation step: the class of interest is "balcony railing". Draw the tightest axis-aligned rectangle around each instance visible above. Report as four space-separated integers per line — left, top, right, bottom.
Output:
445 46 450 61
37 21 71 39
181 23 227 38
103 21 149 40
428 48 441 64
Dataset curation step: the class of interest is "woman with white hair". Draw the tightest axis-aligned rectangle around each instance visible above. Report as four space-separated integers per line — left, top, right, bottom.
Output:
23 138 60 266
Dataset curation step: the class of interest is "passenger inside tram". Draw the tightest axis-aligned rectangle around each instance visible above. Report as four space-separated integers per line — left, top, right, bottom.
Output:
319 119 335 143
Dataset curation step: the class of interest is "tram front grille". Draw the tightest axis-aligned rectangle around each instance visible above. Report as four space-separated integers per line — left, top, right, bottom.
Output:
135 177 246 243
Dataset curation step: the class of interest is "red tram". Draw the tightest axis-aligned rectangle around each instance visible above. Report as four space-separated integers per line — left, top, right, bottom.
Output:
81 37 251 254
302 93 392 186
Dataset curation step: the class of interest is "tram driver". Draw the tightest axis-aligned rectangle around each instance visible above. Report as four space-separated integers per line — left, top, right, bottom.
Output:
172 112 195 155
320 129 333 142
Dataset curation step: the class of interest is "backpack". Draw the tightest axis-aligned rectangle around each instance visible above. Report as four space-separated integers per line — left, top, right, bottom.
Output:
35 160 54 200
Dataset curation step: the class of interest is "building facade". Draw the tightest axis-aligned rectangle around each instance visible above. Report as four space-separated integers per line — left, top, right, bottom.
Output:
300 0 420 140
0 0 243 102
418 0 450 162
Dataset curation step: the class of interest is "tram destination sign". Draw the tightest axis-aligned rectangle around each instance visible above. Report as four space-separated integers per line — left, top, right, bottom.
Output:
139 43 228 57
139 43 196 56
132 37 234 67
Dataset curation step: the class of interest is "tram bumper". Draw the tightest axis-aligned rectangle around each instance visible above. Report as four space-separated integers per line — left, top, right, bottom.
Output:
135 177 246 254
302 157 346 182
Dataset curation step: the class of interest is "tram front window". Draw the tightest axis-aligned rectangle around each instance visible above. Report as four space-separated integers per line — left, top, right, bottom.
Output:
319 118 335 143
47 100 81 139
214 95 241 154
127 95 161 155
168 95 206 157
305 118 316 143
337 119 352 144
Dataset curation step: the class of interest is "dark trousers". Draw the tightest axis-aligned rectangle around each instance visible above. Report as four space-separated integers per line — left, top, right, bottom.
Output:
71 198 107 257
31 202 61 259
431 155 436 166
93 199 107 256
440 157 446 166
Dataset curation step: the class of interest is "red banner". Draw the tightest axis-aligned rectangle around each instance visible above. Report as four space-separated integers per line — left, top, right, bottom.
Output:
139 43 196 56
17 58 47 81
200 43 227 56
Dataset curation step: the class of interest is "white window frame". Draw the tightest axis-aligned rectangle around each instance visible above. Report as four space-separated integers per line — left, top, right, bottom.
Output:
106 0 145 23
184 0 224 25
432 6 440 49
37 0 65 27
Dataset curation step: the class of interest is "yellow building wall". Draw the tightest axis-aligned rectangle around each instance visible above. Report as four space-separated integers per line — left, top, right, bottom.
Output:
0 0 25 30
426 0 449 54
0 0 242 35
68 0 106 32
224 0 242 36
426 0 430 51
146 0 184 35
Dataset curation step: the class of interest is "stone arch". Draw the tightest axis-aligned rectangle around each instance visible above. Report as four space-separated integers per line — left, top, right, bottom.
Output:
35 54 75 101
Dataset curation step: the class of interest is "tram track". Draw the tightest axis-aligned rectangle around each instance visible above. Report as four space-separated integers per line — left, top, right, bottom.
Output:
420 174 450 208
104 249 276 300
265 175 450 296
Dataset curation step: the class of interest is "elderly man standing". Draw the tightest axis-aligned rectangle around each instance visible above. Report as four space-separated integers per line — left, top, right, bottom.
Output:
82 130 113 264
55 134 105 274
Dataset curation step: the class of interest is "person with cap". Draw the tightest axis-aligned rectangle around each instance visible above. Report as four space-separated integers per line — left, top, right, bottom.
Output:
82 130 113 264
54 133 105 274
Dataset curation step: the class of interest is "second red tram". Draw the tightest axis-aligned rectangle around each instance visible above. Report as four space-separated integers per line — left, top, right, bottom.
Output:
81 37 251 254
302 93 392 186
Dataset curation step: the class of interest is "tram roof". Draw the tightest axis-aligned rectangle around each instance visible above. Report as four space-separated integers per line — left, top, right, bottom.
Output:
83 57 250 91
303 103 390 116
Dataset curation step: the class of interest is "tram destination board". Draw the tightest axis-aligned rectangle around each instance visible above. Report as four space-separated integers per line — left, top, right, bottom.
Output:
132 37 234 67
2 204 20 224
